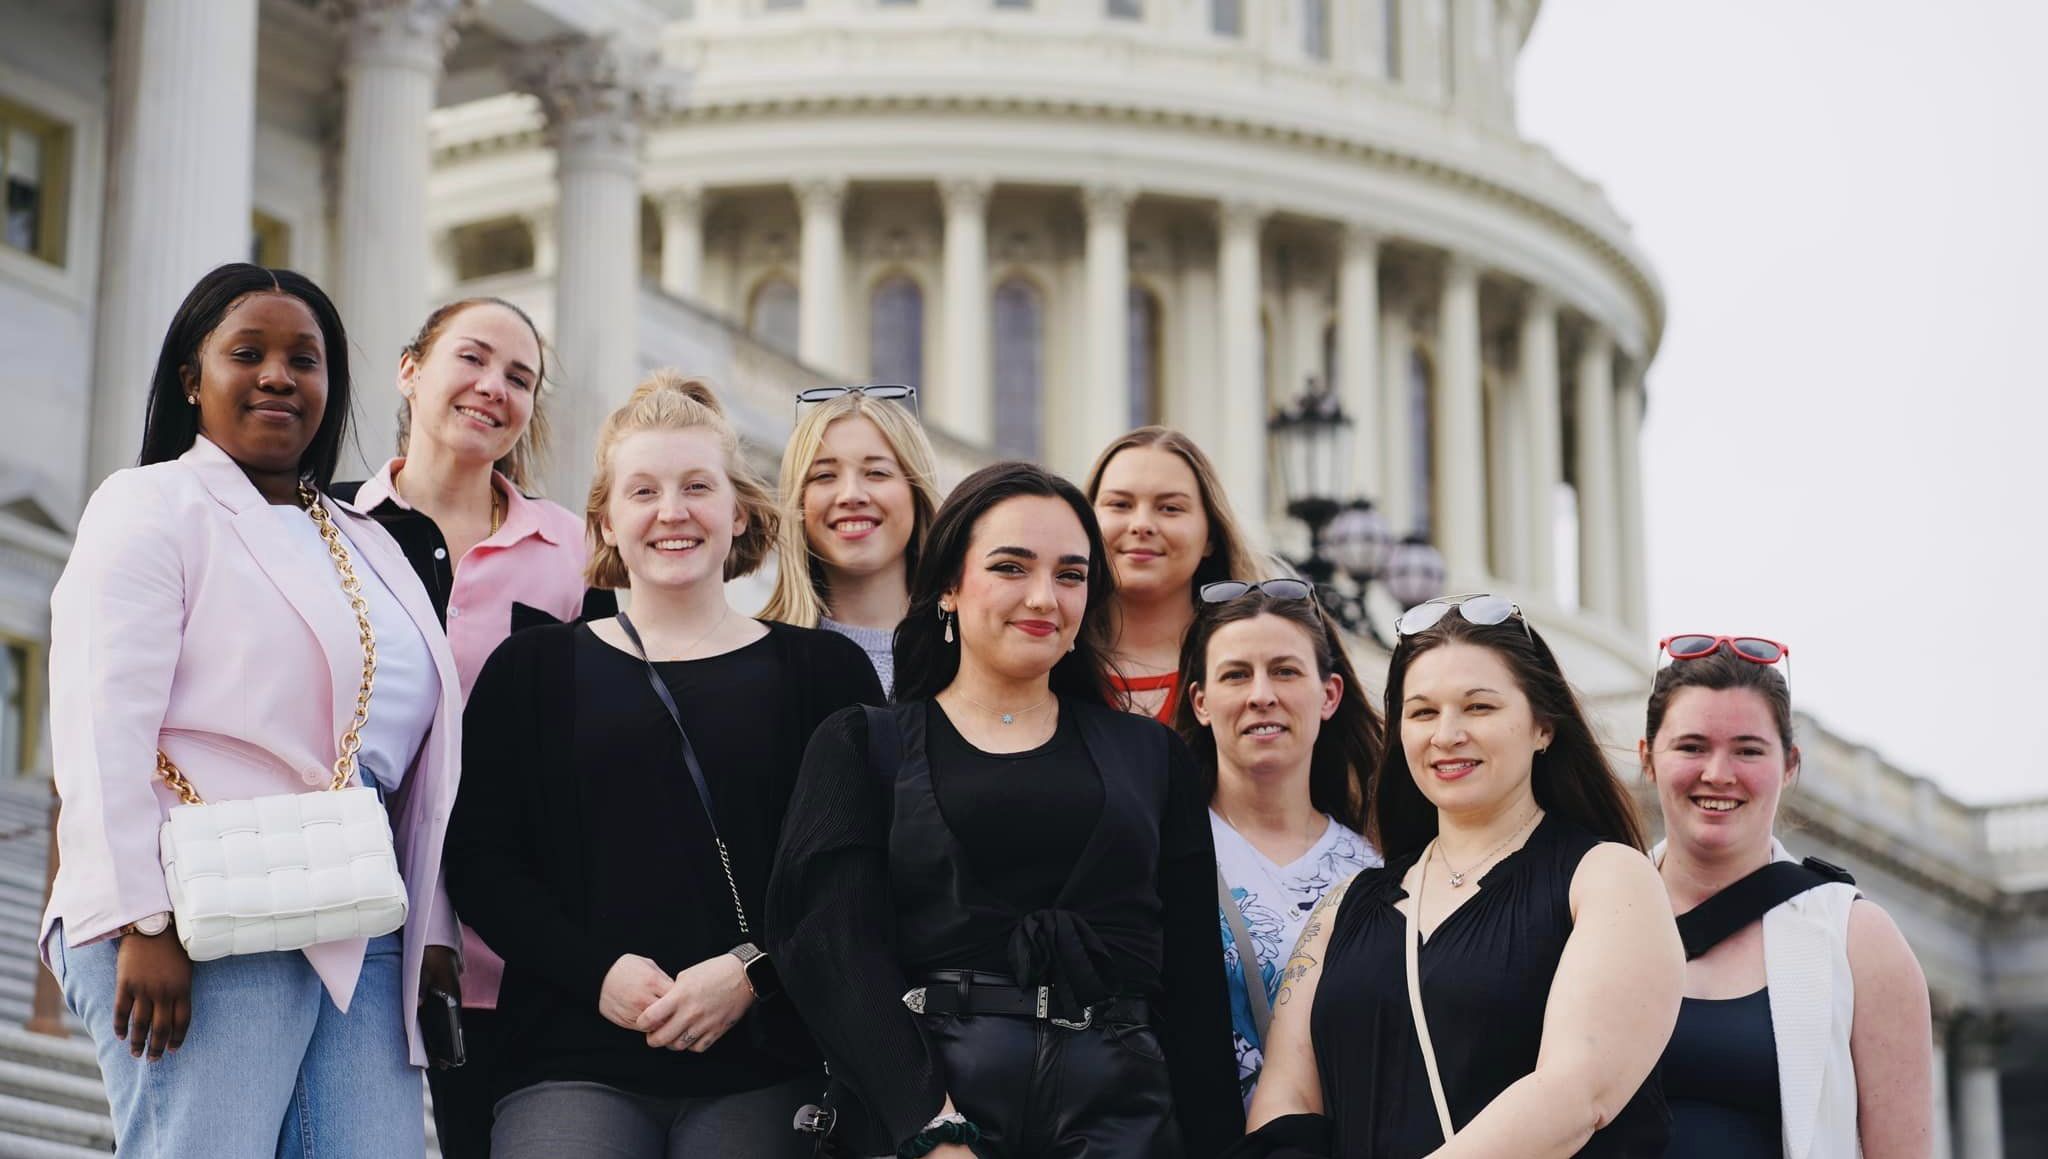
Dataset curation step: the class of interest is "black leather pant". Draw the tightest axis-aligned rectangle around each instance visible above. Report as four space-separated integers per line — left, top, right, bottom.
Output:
918 1010 1183 1158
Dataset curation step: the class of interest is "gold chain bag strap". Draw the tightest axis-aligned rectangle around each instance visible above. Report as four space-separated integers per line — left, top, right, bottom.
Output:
155 483 409 961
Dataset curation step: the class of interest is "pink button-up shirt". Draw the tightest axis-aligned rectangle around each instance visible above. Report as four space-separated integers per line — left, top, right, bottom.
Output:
354 460 592 1005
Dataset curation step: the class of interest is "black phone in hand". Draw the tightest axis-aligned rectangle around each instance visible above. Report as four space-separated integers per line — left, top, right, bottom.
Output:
420 988 466 1069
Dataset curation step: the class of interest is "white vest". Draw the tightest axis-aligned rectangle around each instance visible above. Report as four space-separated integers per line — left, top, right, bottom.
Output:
1655 839 1862 1159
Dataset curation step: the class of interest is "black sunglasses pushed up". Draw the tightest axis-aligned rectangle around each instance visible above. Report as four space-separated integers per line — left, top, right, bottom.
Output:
1199 579 1315 604
794 384 919 419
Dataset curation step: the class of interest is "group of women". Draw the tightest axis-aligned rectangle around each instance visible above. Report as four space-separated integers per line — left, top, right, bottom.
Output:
39 261 1934 1159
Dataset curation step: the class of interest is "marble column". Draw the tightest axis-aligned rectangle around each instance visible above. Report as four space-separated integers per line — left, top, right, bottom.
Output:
87 0 258 488
1574 326 1621 617
657 185 704 301
1614 366 1648 632
797 176 849 373
1435 257 1486 583
1378 305 1415 534
328 0 468 474
1285 269 1324 405
1174 236 1220 451
1337 226 1382 502
1082 183 1135 469
1217 200 1268 535
1484 367 1525 584
514 35 662 503
1519 289 1562 601
938 175 993 445
1956 1014 2005 1159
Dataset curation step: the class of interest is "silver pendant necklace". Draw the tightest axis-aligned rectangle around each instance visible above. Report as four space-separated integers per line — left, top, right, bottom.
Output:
1439 806 1541 888
953 689 1052 725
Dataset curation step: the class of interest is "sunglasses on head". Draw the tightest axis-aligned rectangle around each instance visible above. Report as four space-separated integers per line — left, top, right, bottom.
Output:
794 384 919 419
1198 579 1315 605
1394 593 1532 644
1659 634 1791 683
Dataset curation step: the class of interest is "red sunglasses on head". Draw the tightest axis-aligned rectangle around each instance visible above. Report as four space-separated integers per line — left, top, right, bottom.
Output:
1658 634 1791 682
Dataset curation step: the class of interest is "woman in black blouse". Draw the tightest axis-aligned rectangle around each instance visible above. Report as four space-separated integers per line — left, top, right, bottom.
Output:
445 371 882 1157
1235 596 1683 1159
767 462 1242 1158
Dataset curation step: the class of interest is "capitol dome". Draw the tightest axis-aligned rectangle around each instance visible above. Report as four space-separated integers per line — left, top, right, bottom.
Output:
423 0 1661 691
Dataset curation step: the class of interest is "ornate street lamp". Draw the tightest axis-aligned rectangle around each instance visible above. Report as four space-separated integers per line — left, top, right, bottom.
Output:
1267 380 1447 648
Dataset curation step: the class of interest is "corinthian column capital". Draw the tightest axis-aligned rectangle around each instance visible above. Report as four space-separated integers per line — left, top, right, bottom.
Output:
322 0 472 70
512 35 683 159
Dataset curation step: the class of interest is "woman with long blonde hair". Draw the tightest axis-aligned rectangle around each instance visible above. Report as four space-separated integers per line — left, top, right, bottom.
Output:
760 387 942 696
445 371 882 1156
1085 427 1262 721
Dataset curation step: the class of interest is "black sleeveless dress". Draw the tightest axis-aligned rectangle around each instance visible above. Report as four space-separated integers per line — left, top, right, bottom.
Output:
1309 814 1669 1158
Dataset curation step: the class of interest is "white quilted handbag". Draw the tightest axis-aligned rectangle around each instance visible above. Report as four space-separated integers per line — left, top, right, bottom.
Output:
154 485 408 962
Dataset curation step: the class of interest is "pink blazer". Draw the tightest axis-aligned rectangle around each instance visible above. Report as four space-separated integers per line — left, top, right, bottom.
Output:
42 437 464 1068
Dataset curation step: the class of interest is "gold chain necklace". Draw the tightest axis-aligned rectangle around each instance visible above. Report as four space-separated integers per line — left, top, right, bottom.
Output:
1437 806 1541 888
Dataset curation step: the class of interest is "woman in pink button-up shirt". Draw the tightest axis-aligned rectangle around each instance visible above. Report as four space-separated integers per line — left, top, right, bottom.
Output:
336 296 600 1158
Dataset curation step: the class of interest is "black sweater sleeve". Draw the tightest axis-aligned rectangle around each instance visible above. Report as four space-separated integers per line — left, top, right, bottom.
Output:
765 707 945 1147
443 629 624 1006
1158 728 1251 1152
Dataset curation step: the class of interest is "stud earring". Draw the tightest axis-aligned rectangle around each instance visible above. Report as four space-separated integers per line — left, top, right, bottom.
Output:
185 392 198 405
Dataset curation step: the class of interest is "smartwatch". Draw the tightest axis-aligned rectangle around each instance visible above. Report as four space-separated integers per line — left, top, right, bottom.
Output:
729 942 782 1000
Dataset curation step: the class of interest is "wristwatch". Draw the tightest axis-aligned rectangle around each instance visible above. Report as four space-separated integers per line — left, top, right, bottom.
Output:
729 942 781 1000
121 913 170 937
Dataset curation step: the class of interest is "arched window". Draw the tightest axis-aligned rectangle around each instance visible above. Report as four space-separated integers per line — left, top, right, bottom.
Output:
992 277 1045 459
1127 286 1162 427
868 274 925 389
748 276 799 357
1302 0 1331 60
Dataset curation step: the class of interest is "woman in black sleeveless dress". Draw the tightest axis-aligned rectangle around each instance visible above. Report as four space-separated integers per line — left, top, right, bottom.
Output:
1232 596 1684 1159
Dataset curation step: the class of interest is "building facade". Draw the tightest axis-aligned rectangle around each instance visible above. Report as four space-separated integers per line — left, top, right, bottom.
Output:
0 1 2038 1154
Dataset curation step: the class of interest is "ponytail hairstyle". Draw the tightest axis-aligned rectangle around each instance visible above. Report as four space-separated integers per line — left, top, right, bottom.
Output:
584 370 778 588
395 296 551 492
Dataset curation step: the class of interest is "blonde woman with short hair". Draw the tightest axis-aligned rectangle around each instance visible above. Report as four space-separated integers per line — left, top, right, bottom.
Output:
445 371 883 1158
760 388 943 696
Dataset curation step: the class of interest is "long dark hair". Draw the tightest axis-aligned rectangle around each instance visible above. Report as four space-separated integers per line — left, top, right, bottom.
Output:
893 461 1118 707
1376 610 1647 861
1173 591 1382 836
138 263 354 488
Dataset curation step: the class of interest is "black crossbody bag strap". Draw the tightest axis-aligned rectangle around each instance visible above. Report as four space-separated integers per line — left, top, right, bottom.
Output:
616 612 750 935
1676 856 1855 960
861 704 901 783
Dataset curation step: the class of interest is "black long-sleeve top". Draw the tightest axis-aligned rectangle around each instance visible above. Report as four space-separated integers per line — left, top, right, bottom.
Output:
445 620 883 1099
766 696 1244 1155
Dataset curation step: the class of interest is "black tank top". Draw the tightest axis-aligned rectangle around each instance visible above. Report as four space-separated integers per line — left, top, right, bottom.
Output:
1662 989 1781 1156
1310 814 1670 1158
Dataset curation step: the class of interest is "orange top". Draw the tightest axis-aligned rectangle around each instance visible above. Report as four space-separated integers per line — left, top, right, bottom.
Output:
1108 671 1181 724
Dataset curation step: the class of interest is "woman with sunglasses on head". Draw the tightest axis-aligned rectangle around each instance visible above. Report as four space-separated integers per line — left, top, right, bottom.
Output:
444 371 883 1157
761 386 942 697
767 461 1242 1158
1234 595 1683 1159
42 263 464 1154
1086 428 1263 721
333 296 609 1157
1173 579 1383 1112
1643 636 1931 1158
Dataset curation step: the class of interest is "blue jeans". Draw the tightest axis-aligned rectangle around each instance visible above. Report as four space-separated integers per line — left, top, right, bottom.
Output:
50 924 424 1157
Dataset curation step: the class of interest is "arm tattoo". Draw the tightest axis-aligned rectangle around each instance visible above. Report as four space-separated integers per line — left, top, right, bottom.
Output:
1276 873 1354 1007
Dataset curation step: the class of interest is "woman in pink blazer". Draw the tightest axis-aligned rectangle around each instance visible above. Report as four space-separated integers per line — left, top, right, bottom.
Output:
41 262 463 1156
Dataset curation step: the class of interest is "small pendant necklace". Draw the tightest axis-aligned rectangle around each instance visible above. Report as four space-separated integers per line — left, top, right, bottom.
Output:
1439 806 1541 888
953 689 1052 726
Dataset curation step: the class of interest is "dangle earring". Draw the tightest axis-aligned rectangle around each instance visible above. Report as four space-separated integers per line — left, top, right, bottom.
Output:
939 603 954 644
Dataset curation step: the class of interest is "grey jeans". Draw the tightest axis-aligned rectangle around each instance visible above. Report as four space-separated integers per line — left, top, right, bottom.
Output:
491 1074 819 1158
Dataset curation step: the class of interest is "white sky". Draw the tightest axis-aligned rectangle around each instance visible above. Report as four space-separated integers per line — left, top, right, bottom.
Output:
1517 1 2048 805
